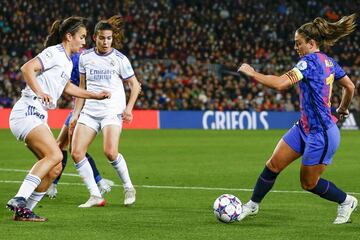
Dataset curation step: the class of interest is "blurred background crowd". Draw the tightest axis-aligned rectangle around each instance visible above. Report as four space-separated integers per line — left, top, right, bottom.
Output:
1 0 359 111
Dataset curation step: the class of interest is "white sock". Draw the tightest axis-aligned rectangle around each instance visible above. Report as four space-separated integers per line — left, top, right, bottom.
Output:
75 157 102 198
110 153 133 189
15 174 41 200
26 191 46 210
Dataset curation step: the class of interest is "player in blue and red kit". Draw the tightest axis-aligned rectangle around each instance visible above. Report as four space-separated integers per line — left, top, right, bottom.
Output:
46 52 113 199
237 14 357 224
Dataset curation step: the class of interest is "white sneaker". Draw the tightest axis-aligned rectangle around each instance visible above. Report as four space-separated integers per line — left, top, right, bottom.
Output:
78 195 106 208
46 183 58 199
97 178 113 196
237 200 259 221
333 195 358 224
124 187 136 206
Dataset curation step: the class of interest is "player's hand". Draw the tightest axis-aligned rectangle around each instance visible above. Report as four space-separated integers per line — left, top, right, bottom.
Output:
237 63 256 77
122 108 133 123
95 91 111 100
68 115 78 136
37 92 53 107
336 107 349 121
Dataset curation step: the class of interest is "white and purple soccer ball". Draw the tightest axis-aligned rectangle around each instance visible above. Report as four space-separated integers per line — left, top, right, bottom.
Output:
213 194 242 223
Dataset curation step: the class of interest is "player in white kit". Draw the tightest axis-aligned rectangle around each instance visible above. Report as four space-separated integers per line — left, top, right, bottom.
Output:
6 17 110 222
70 16 141 207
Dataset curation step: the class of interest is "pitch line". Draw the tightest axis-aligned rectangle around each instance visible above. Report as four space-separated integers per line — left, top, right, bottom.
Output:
0 168 359 196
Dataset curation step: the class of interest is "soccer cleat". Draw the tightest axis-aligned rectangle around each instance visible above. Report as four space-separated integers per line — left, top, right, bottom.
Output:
237 200 259 221
13 207 47 222
97 178 113 196
46 183 58 199
6 197 27 212
124 187 136 206
333 195 358 224
78 195 106 208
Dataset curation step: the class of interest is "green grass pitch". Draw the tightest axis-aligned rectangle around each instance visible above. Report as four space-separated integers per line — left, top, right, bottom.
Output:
0 129 359 240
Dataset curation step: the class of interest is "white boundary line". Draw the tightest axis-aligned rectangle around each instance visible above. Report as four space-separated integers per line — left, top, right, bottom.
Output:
0 168 359 195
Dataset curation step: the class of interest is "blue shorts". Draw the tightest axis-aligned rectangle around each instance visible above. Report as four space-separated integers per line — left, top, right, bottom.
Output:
282 123 340 166
64 111 73 127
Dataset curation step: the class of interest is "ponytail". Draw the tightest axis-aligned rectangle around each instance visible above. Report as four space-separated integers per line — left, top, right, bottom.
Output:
298 14 356 47
44 20 62 47
44 16 87 48
107 15 125 50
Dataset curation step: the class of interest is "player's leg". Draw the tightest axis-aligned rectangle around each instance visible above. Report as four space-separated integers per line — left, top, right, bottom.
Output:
102 116 135 206
46 122 70 198
86 152 113 195
25 144 62 210
300 125 357 224
238 125 302 221
71 115 104 207
7 124 62 221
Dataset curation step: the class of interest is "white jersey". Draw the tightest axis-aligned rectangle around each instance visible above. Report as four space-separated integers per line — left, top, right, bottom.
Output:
22 44 72 109
79 48 135 117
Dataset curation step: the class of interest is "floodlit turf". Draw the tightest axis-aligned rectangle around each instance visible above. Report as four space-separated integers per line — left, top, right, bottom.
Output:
0 129 359 240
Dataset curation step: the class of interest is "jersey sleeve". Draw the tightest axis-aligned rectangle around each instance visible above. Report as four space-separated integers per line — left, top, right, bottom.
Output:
285 56 316 85
36 47 58 71
78 53 85 74
119 56 135 80
333 60 346 81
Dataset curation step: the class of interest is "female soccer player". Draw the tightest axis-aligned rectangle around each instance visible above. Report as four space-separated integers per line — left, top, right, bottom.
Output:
46 51 113 199
6 17 110 221
237 14 357 224
70 16 141 207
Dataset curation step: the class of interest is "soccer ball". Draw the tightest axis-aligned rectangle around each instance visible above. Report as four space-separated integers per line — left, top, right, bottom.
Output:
213 194 242 223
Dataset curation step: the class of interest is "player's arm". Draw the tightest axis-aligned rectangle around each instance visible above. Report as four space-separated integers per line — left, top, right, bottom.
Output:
237 63 292 90
72 74 87 118
122 75 141 123
63 79 111 100
335 75 355 119
20 57 52 104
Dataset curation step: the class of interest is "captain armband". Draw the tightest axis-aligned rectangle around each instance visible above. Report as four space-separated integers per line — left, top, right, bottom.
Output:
285 67 303 85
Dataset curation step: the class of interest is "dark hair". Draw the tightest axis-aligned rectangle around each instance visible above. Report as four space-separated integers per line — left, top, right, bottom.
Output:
44 16 87 47
297 14 356 47
94 15 125 50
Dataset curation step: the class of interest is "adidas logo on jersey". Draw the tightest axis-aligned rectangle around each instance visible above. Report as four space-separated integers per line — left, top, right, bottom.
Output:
341 113 359 130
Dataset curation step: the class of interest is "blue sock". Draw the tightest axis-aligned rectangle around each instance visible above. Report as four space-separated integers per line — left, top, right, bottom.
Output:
251 166 279 203
308 178 346 204
86 153 102 183
53 150 67 184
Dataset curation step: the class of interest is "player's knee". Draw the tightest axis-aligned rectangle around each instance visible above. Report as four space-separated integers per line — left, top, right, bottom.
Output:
47 149 63 165
266 159 281 173
71 148 84 162
104 149 117 161
300 179 317 190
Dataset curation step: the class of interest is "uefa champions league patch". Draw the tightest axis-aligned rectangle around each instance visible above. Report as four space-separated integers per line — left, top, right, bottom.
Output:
296 60 307 70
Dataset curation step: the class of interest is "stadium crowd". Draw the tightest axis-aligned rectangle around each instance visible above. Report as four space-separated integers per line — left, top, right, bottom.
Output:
1 0 359 111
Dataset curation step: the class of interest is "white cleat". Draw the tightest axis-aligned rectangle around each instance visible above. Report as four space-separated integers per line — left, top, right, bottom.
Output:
97 179 113 196
333 195 358 224
78 195 106 208
237 200 259 221
124 187 136 206
46 183 58 199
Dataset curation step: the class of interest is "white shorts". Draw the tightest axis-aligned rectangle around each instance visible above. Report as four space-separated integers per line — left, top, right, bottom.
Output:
77 113 122 133
9 96 49 141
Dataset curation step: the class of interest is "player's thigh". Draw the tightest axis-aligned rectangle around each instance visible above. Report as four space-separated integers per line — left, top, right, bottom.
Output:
71 123 97 161
266 139 301 172
25 124 62 162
